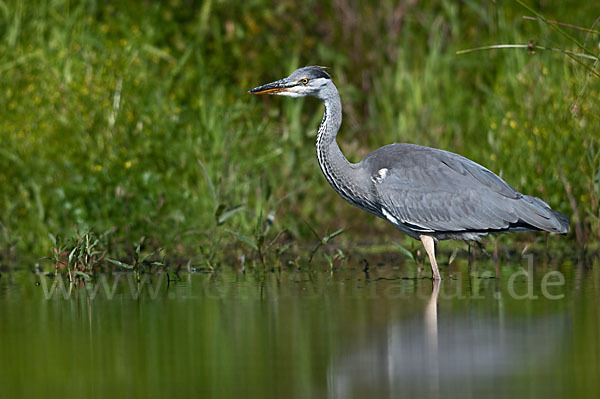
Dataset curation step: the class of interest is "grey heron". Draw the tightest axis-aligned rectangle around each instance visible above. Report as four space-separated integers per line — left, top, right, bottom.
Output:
249 66 570 280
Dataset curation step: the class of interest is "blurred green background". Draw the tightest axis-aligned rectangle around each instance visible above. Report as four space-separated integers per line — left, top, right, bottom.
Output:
0 0 598 266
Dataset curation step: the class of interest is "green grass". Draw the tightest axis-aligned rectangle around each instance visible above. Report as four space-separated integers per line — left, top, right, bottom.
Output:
0 0 598 269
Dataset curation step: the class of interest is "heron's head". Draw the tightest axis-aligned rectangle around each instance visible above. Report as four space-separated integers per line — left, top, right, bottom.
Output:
248 66 332 99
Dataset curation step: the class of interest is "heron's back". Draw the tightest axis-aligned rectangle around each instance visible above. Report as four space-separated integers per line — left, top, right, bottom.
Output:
358 143 570 240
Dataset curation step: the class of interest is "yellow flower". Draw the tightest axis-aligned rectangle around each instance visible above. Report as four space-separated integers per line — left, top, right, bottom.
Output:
124 161 132 169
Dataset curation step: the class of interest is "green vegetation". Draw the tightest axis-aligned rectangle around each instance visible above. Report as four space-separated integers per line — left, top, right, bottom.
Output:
0 0 598 269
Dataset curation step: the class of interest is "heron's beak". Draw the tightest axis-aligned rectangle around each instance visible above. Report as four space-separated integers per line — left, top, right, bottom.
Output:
248 78 295 95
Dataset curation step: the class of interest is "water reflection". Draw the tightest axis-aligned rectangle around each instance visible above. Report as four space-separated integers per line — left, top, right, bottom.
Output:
425 280 440 397
327 276 570 398
0 259 598 399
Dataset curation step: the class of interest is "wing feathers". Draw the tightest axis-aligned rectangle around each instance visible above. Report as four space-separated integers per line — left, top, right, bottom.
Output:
366 144 569 234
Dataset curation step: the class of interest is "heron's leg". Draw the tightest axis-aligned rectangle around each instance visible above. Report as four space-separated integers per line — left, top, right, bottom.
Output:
420 235 441 280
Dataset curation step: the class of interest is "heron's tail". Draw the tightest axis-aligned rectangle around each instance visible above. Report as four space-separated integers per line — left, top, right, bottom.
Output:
549 208 571 234
514 195 570 234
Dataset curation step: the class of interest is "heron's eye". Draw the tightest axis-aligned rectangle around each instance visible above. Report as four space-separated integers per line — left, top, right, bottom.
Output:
300 78 309 85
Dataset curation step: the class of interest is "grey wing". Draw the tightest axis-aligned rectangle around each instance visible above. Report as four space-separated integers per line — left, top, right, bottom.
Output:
365 145 568 235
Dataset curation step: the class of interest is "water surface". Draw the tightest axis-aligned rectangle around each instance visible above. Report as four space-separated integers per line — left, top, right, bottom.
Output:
0 256 598 398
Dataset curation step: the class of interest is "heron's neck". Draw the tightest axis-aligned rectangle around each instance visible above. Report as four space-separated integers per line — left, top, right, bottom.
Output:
316 84 363 206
